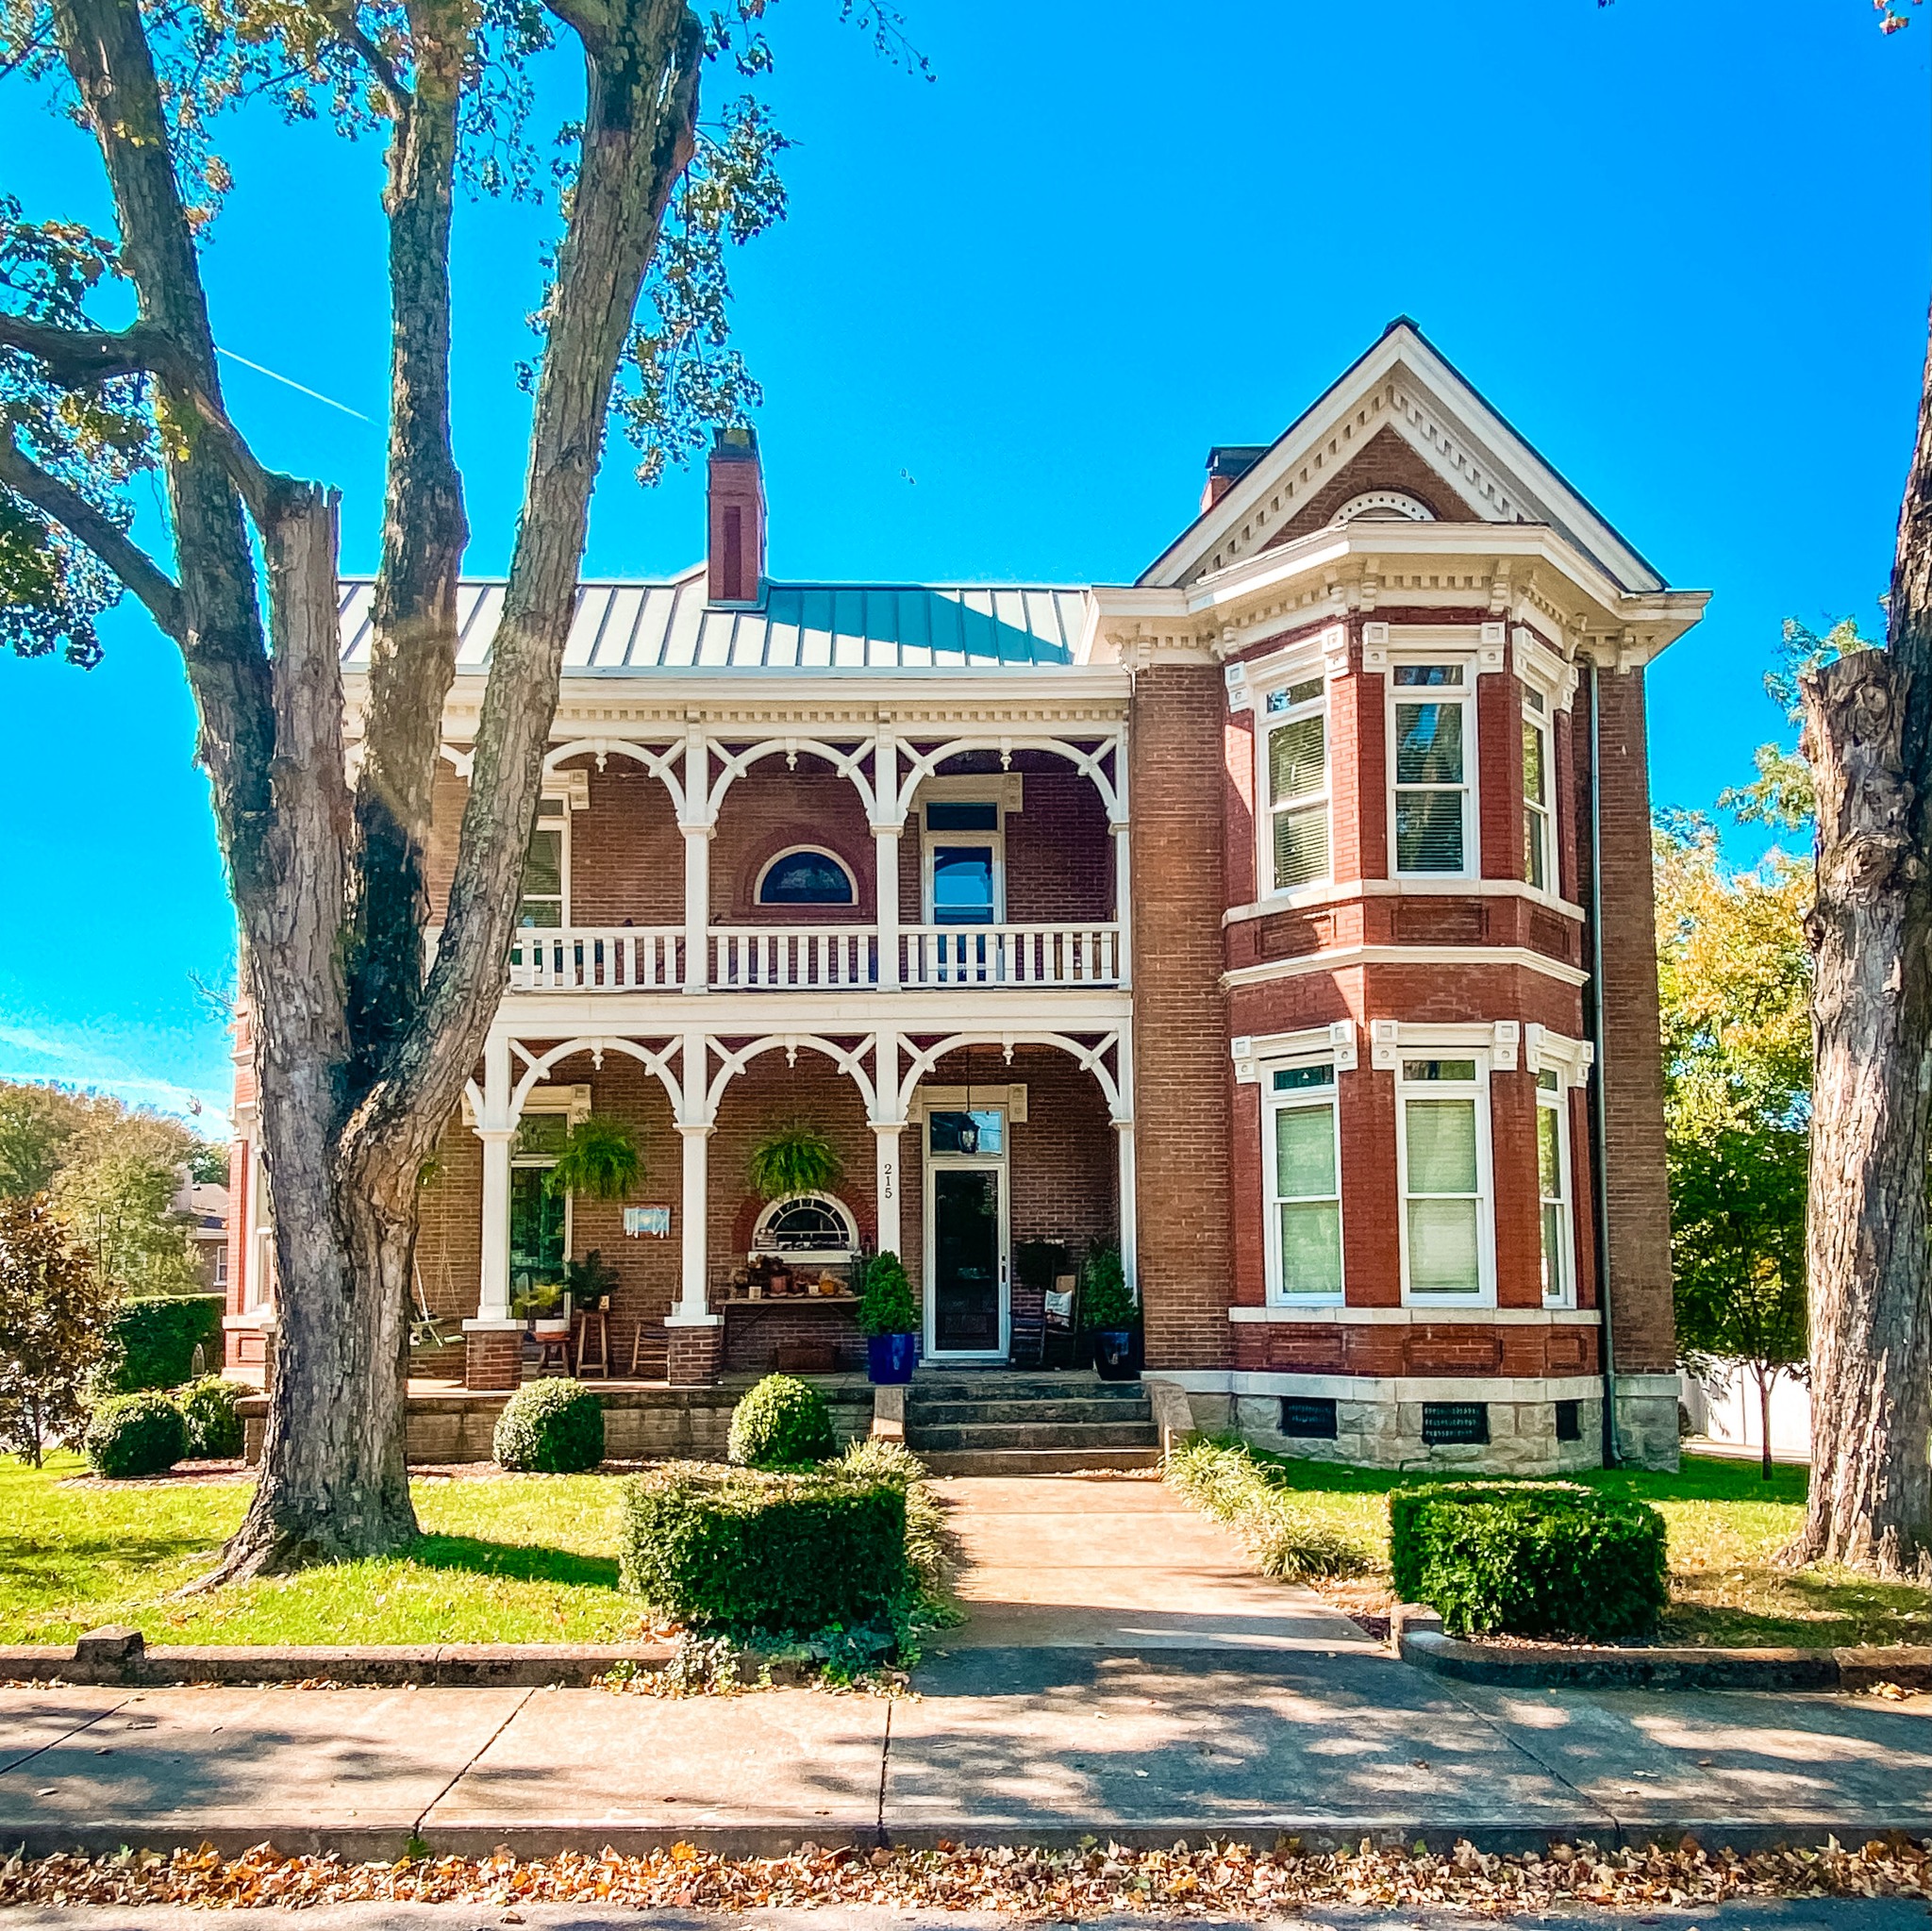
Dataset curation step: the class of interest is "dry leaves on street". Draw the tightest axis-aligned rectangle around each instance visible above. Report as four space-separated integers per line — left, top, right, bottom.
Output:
3 1834 1932 1915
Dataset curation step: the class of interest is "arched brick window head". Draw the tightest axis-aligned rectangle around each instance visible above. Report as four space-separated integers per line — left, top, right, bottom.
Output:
757 846 857 906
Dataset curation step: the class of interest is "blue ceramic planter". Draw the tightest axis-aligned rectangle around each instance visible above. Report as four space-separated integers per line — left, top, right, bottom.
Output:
867 1332 918 1384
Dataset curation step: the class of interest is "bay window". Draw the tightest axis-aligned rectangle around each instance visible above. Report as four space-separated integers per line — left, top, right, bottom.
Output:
1264 1061 1343 1301
1537 1068 1574 1307
1397 1055 1491 1301
1523 692 1553 892
1262 677 1329 891
1391 662 1473 875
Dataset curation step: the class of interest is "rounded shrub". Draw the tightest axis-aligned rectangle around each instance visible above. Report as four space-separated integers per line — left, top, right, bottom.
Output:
175 1375 246 1459
493 1377 607 1473
727 1373 836 1469
84 1390 189 1479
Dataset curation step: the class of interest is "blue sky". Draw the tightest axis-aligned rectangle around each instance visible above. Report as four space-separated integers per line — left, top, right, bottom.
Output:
1 0 1926 1131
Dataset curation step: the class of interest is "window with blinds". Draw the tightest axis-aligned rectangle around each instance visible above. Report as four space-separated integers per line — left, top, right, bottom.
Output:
1391 663 1471 874
1398 1056 1489 1299
1265 1061 1342 1300
1523 706 1552 891
1537 1067 1574 1306
1263 677 1329 891
518 797 569 928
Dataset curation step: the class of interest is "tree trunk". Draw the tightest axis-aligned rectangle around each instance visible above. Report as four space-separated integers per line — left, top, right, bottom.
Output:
1792 646 1932 1572
1756 1365 1774 1483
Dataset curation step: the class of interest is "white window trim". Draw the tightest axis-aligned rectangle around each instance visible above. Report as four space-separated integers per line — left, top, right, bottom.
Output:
520 793 572 928
1536 1071 1576 1310
1521 700 1556 900
918 789 1008 925
1386 654 1478 882
1256 674 1332 898
751 1190 860 1262
755 843 858 907
1393 1042 1497 1308
1261 1057 1346 1307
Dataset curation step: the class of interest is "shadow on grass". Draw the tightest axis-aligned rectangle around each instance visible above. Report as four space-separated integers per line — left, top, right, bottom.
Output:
406 1533 623 1591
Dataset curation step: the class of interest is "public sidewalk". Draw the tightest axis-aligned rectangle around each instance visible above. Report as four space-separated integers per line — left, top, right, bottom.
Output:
1 1477 1929 1859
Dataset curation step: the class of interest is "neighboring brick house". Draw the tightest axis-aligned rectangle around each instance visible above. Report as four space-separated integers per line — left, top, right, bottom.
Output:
225 319 1706 1473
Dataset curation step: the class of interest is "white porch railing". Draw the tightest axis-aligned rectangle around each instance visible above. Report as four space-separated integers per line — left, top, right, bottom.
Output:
495 922 1124 990
901 924 1121 987
508 926 684 990
710 925 880 990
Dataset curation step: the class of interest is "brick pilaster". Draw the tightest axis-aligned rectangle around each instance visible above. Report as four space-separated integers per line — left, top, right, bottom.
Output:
463 1327 523 1390
666 1320 724 1386
1129 658 1232 1372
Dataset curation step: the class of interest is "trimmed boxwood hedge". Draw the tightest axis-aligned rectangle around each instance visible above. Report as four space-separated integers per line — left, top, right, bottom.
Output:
175 1375 246 1458
726 1373 836 1469
102 1295 225 1394
493 1377 606 1473
84 1390 190 1479
1390 1480 1669 1641
620 1465 909 1633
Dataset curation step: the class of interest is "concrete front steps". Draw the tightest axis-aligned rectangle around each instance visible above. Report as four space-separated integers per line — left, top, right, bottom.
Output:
905 1370 1161 1476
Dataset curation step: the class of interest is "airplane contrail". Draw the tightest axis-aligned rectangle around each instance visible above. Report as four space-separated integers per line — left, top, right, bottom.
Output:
215 345 371 422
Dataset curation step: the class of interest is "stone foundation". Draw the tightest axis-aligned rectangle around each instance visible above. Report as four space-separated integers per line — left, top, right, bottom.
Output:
1611 1374 1683 1472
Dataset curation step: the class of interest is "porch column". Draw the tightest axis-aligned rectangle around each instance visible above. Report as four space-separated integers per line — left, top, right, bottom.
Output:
681 728 711 993
872 1028 905 1257
1113 1024 1139 1300
1111 818 1133 990
666 1030 722 1383
464 1031 525 1390
873 728 901 990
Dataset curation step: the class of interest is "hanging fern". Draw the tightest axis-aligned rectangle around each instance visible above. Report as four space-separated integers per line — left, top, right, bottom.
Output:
545 1116 644 1201
747 1122 843 1202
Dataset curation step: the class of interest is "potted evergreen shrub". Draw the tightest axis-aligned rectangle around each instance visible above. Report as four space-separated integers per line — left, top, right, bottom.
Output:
747 1122 843 1201
1079 1240 1140 1381
856 1250 919 1384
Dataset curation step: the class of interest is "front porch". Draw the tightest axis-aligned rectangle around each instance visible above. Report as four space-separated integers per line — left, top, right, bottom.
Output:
397 1028 1133 1393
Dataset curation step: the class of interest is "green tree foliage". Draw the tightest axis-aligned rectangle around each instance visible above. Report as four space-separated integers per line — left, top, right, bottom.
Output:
0 1194 115 1466
1656 811 1813 1477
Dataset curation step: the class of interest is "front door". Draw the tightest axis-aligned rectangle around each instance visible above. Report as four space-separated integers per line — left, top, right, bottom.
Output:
924 1107 1008 1360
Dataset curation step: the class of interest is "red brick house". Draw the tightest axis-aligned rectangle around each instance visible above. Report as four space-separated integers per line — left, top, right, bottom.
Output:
225 319 1705 1473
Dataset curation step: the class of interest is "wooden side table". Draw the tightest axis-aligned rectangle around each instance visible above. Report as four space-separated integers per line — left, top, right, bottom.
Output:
575 1308 610 1378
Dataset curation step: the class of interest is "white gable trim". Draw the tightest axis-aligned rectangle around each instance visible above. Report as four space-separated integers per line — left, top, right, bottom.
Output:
1139 321 1666 597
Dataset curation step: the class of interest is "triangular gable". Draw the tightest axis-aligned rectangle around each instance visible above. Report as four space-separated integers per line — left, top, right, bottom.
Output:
1137 319 1667 594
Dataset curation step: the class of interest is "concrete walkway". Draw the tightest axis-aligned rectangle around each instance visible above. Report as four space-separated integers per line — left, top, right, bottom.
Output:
4 1474 1932 1858
932 1473 1375 1650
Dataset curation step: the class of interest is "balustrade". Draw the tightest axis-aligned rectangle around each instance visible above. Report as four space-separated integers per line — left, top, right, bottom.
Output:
508 927 684 991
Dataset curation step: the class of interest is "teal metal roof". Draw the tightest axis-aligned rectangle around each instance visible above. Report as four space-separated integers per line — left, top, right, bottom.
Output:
339 567 1089 672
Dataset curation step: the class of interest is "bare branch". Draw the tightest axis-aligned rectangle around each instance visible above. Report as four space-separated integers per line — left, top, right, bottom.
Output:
0 312 167 384
0 429 184 640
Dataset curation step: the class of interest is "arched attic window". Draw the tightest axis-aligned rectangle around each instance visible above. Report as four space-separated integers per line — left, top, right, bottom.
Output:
757 846 856 907
1330 490 1436 525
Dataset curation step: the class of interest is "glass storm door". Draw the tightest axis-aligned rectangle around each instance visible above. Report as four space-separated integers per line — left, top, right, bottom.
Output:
924 1106 1008 1359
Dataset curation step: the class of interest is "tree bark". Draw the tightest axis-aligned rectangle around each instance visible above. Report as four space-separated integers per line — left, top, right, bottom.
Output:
1756 1365 1773 1483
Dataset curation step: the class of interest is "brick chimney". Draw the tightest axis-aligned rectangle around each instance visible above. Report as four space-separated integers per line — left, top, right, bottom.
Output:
1200 443 1267 515
708 424 766 606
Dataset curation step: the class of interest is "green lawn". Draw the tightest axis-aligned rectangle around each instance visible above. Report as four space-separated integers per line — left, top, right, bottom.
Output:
0 1455 644 1646
1253 1450 1932 1649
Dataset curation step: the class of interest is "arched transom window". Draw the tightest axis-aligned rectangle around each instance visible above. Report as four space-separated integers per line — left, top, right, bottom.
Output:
751 1191 859 1256
757 846 857 906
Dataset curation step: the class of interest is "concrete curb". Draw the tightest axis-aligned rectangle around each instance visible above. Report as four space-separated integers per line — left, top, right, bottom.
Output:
7 1815 1932 1864
0 1630 676 1689
1390 1606 1932 1691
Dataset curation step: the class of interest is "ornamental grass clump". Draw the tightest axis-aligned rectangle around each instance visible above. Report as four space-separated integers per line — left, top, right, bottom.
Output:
619 1464 910 1634
1389 1480 1669 1640
1164 1436 1369 1581
493 1377 606 1473
83 1390 188 1479
727 1373 836 1468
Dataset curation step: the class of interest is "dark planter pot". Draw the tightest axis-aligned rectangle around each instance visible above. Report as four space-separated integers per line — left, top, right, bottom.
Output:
867 1332 919 1384
1091 1329 1139 1381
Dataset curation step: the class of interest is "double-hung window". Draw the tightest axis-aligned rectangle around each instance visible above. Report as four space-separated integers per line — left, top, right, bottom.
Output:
1262 677 1329 891
1523 691 1553 892
1537 1068 1574 1307
1264 1062 1343 1301
1391 662 1474 874
923 800 1003 925
508 1107 571 1309
1397 1056 1491 1301
518 795 569 928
